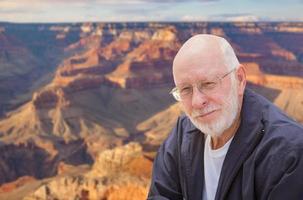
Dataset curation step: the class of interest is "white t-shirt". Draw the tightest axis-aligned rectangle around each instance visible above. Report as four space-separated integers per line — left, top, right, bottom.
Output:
202 135 233 200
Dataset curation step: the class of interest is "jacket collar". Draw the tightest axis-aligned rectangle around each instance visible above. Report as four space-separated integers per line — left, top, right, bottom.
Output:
182 124 205 200
215 88 266 200
184 116 200 133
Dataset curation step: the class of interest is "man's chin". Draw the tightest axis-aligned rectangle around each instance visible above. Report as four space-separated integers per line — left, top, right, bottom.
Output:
190 116 227 137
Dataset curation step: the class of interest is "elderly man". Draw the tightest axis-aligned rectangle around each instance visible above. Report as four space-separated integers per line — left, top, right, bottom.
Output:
147 34 303 200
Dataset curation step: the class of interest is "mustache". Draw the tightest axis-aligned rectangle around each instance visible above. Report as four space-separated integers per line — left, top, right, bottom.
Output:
191 105 220 117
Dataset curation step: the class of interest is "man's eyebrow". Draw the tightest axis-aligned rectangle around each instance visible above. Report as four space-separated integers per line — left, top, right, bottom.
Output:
200 77 212 82
177 83 190 88
178 73 216 85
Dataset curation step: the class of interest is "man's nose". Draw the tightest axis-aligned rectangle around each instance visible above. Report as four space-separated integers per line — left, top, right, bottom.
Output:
191 86 208 109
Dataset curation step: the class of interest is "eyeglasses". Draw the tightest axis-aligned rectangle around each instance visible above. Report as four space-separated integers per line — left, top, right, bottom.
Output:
170 68 236 101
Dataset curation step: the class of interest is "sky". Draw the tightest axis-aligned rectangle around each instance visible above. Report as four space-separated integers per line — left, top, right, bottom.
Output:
0 0 303 23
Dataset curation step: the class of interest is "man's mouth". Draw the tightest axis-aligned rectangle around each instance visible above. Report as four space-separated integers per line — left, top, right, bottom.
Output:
193 108 220 119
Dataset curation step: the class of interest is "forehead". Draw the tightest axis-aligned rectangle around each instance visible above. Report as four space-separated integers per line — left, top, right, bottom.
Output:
173 55 227 86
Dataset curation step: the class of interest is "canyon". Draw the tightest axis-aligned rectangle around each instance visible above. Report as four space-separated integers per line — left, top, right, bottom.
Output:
0 22 302 199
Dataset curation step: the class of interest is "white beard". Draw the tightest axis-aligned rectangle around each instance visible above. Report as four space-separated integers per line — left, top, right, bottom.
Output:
188 79 239 137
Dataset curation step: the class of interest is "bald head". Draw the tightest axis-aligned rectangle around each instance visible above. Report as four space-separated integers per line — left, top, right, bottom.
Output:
173 34 239 84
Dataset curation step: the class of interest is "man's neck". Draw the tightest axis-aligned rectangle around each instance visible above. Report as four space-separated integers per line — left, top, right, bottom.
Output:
210 115 241 150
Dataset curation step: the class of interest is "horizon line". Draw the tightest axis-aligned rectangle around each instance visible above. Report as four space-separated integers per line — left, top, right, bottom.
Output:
1 20 303 25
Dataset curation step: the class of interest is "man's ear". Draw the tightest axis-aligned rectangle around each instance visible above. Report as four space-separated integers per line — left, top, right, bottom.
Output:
236 64 246 96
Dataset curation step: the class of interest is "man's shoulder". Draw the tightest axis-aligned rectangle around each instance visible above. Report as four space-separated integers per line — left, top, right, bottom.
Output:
247 89 303 134
263 119 303 149
260 95 303 142
260 108 303 154
245 89 303 150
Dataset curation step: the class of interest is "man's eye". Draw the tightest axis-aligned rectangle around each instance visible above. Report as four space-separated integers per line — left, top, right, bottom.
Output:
202 82 217 89
180 87 192 94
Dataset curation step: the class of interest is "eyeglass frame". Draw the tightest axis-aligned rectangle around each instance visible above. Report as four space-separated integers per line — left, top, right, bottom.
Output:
170 67 237 101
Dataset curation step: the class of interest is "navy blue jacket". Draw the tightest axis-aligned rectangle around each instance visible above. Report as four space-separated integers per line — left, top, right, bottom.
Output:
148 89 303 200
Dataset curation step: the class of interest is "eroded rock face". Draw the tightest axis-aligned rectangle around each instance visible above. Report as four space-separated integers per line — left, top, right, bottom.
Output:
32 88 70 109
0 176 36 193
0 139 93 186
89 142 152 178
22 143 152 200
103 184 148 200
56 27 179 89
0 142 55 185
